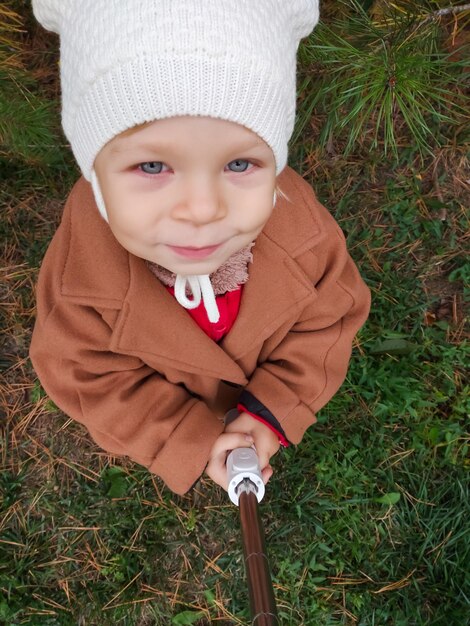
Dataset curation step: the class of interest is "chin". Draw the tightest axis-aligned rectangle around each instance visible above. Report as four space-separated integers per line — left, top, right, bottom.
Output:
173 260 222 275
150 256 217 275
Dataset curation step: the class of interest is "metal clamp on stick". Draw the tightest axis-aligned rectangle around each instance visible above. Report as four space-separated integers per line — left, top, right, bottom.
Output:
227 448 279 626
227 447 265 506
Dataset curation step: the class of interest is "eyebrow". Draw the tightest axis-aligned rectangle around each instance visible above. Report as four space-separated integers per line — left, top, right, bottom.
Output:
110 137 267 155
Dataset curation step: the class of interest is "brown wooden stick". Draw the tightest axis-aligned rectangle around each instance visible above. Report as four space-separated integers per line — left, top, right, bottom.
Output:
238 485 279 625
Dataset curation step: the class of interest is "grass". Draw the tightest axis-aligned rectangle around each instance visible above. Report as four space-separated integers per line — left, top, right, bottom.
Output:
1 1 469 625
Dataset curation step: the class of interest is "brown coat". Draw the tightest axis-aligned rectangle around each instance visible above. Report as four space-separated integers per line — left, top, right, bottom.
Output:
30 167 371 494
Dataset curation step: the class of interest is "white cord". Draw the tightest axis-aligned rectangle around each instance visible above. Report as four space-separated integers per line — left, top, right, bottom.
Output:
174 274 220 323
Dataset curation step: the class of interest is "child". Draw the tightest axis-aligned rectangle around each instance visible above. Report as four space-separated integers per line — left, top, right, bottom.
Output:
30 0 371 495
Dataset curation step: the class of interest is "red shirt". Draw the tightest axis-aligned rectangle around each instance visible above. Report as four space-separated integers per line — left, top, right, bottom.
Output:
165 284 243 342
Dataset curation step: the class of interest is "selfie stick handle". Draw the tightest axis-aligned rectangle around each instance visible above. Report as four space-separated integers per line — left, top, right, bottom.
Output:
227 448 279 626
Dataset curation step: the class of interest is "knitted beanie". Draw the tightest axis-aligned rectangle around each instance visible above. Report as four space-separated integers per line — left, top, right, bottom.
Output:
32 0 319 179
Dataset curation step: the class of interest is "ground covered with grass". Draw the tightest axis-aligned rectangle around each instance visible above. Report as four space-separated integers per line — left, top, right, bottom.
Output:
1 2 468 625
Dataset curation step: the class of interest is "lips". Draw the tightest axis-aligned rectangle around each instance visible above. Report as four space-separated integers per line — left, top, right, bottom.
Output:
167 243 223 259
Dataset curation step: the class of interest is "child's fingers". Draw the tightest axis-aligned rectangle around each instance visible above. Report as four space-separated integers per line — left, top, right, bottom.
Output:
225 412 280 474
209 432 254 459
256 448 275 473
252 439 280 474
261 464 273 485
205 432 254 490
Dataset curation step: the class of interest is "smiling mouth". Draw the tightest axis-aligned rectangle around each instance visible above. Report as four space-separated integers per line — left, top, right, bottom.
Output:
166 243 223 259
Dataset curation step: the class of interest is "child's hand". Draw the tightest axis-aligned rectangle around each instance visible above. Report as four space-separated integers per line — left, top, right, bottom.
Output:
205 432 255 490
205 412 280 491
225 412 280 485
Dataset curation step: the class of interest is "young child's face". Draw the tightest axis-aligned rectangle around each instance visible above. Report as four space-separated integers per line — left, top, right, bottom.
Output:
94 116 277 275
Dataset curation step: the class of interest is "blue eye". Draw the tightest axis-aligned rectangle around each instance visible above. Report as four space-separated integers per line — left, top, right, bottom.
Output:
140 162 164 174
227 159 251 173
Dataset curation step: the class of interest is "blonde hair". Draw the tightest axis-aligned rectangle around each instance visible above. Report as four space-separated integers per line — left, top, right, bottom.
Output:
275 184 291 203
117 121 150 138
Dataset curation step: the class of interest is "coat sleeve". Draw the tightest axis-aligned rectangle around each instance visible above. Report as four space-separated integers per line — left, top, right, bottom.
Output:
29 298 224 495
243 212 371 445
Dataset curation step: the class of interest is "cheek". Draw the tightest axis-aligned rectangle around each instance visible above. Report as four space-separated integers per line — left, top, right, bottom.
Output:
244 198 274 231
106 189 155 236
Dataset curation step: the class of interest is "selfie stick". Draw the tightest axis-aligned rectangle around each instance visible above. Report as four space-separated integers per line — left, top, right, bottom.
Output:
227 448 279 625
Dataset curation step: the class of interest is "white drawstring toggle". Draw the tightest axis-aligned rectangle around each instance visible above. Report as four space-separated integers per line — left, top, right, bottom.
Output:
174 274 220 323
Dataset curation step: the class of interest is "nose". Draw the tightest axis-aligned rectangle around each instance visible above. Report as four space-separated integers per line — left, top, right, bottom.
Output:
171 178 227 225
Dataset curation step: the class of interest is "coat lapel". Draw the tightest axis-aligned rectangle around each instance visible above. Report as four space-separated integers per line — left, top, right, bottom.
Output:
220 231 316 359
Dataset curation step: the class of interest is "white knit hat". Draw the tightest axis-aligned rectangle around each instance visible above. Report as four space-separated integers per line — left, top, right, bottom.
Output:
32 0 319 179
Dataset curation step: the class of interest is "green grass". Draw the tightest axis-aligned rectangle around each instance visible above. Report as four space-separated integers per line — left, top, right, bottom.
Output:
1 1 469 624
